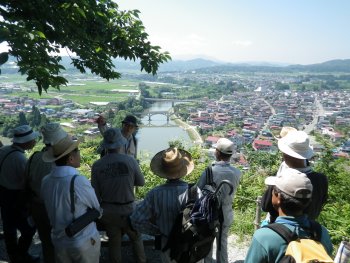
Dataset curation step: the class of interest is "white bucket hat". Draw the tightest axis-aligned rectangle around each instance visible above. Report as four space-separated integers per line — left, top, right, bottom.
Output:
278 131 314 160
40 123 67 145
265 168 313 199
213 138 234 155
12 125 39 143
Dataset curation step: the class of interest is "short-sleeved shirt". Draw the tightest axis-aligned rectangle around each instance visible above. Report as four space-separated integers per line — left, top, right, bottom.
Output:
91 152 145 215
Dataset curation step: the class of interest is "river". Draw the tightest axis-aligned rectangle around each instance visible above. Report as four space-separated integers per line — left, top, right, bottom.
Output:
136 101 192 159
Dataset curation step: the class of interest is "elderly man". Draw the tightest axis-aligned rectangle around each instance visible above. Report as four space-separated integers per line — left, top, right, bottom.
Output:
91 127 146 263
261 130 328 223
245 168 333 263
0 125 39 263
25 123 67 263
96 114 139 159
130 147 194 262
41 135 101 263
197 138 241 263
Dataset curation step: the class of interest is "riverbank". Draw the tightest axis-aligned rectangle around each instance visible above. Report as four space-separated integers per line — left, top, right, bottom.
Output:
171 115 203 144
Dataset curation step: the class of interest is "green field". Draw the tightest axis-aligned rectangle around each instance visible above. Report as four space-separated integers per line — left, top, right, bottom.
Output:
1 73 141 105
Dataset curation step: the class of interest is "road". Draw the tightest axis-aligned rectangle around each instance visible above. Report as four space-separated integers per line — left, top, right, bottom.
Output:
303 95 324 134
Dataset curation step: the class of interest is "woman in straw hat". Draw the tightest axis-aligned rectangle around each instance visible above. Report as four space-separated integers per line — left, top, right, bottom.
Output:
40 135 101 263
130 147 194 263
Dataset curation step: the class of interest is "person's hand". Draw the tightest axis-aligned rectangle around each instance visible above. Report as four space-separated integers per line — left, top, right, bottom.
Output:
95 115 106 126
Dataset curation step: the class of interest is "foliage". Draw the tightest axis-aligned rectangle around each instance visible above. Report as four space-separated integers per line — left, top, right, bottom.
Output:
0 0 171 94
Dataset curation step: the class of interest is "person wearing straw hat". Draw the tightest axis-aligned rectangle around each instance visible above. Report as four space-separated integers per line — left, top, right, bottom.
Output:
0 124 40 263
91 128 146 263
261 130 328 223
24 123 67 263
130 147 194 263
96 114 139 159
197 138 241 263
245 168 333 263
40 135 101 263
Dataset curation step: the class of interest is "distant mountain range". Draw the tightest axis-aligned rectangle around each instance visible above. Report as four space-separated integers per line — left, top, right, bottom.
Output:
2 56 350 74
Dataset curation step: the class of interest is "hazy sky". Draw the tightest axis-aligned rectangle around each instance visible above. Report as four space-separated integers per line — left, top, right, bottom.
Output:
118 0 350 65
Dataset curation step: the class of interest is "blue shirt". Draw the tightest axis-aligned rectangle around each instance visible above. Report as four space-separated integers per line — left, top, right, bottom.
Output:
245 215 333 263
130 179 188 237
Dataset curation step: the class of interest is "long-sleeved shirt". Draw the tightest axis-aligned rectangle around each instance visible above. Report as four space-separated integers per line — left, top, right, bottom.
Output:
245 215 333 263
0 145 27 190
41 166 101 249
130 179 188 237
197 161 241 226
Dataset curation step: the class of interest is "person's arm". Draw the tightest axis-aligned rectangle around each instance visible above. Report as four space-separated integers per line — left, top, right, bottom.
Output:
90 164 101 202
75 175 101 212
130 192 160 236
132 158 145 187
96 115 108 135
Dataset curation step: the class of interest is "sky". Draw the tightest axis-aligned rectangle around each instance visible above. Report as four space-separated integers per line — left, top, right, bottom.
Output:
118 0 350 65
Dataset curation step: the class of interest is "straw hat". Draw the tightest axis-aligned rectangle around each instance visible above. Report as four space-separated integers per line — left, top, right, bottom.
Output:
150 147 194 179
40 123 67 145
278 131 314 160
42 135 79 162
12 125 39 143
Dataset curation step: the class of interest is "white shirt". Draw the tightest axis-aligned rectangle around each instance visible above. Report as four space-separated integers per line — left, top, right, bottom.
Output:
41 166 101 249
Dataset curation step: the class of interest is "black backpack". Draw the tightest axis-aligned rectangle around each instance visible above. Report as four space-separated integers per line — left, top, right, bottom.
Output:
162 166 234 263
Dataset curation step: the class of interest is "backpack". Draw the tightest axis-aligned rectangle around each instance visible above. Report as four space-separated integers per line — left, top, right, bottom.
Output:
266 221 334 263
162 166 234 263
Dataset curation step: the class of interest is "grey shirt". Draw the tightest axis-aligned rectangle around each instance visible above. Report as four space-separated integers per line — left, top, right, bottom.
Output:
197 161 241 226
0 145 27 190
91 152 144 215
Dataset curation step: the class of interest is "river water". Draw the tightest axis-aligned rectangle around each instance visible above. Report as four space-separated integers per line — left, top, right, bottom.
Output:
136 101 192 159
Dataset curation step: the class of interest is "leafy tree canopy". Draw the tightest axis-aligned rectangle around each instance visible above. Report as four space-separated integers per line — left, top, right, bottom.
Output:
0 0 171 94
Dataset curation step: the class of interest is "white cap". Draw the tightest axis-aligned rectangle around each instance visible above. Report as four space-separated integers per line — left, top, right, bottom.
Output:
265 168 313 198
213 138 234 155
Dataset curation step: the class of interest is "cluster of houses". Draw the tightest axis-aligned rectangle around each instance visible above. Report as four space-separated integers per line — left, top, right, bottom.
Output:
187 90 350 163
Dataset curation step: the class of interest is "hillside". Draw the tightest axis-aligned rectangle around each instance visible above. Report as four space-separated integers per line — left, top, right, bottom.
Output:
2 56 350 75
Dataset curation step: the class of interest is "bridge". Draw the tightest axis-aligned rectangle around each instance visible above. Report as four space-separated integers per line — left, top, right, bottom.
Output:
143 98 200 107
146 110 172 121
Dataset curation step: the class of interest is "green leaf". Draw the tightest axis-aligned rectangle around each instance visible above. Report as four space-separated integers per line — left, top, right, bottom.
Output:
0 52 9 65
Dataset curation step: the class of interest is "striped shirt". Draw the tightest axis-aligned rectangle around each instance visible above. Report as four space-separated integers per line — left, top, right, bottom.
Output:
130 179 188 237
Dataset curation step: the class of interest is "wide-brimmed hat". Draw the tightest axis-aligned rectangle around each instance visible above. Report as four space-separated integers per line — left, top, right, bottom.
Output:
278 131 314 160
265 168 313 199
279 126 297 138
40 123 67 145
12 125 39 143
102 128 127 150
213 138 234 155
42 135 79 162
150 147 194 179
122 115 138 127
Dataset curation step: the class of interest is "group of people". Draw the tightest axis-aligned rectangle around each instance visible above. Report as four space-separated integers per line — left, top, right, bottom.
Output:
0 115 334 263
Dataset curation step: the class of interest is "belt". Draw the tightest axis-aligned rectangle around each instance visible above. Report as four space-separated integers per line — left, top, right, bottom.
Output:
102 200 133 205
